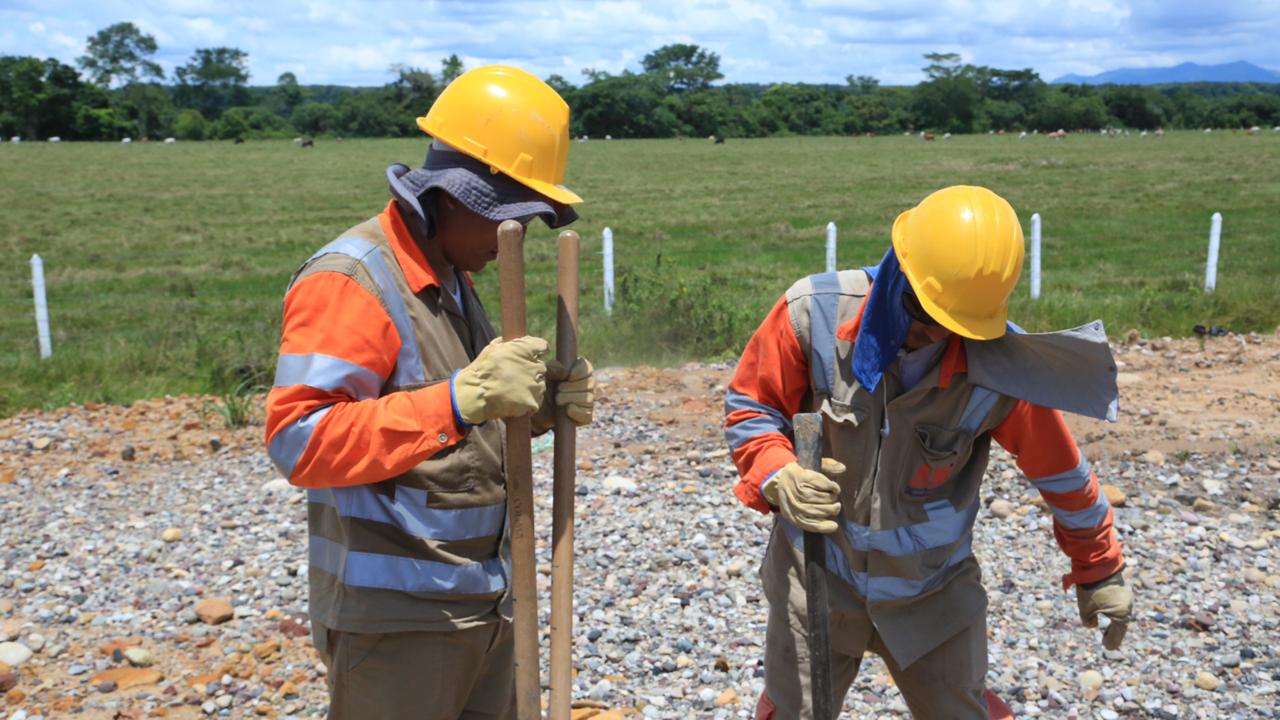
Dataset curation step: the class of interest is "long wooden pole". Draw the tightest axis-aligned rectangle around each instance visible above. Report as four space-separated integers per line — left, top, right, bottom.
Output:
498 220 540 720
793 413 833 720
549 229 580 720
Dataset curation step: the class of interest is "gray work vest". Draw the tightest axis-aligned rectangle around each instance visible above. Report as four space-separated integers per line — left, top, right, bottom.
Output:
757 269 1117 667
273 216 510 634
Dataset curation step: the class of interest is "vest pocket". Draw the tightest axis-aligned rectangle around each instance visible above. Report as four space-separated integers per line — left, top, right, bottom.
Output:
903 424 975 502
403 441 479 494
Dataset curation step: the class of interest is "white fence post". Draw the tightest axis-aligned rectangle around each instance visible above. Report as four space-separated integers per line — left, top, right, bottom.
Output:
825 222 837 273
31 254 52 359
602 227 615 315
1204 212 1222 293
1030 213 1041 300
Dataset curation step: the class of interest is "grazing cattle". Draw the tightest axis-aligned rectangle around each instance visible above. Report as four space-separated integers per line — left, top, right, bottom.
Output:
1204 128 1212 133
942 132 951 139
234 137 246 144
1047 129 1066 140
122 137 132 144
293 137 303 145
714 135 725 144
1018 131 1027 140
301 138 315 148
865 132 876 138
1154 128 1165 137
8 136 19 144
163 137 176 144
604 134 612 140
923 132 936 141
48 136 61 143
1248 126 1261 136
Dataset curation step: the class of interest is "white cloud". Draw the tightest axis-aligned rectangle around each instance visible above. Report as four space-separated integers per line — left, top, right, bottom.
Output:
181 17 227 43
28 21 46 33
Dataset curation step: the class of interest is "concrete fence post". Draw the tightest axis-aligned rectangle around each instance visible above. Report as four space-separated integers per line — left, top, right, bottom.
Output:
31 254 52 359
825 222 837 273
602 227 615 315
1204 212 1222 293
1030 213 1042 300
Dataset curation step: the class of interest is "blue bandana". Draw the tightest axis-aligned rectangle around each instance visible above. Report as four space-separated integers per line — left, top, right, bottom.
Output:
852 249 912 392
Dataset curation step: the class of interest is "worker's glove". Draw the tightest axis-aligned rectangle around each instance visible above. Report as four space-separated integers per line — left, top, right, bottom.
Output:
531 357 596 433
761 459 846 534
1076 571 1132 650
452 337 548 425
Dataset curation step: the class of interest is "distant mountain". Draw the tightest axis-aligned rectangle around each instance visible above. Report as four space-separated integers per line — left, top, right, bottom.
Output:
1053 61 1280 85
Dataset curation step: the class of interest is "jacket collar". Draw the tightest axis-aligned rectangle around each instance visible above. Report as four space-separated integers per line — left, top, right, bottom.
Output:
379 200 439 293
836 282 968 390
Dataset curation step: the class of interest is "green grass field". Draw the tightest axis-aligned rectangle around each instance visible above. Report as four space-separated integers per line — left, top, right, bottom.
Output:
2 132 1278 416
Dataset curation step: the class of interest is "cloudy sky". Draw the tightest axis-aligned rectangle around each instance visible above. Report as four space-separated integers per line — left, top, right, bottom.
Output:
4 0 1279 87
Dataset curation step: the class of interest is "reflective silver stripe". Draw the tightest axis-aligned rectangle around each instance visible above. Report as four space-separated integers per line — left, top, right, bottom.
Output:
307 236 426 386
807 273 842 397
841 499 978 556
725 415 788 449
724 389 790 423
781 521 972 602
1047 490 1111 529
274 353 384 400
310 535 506 595
959 386 1001 432
267 405 333 478
310 485 506 542
1029 455 1092 494
724 389 792 449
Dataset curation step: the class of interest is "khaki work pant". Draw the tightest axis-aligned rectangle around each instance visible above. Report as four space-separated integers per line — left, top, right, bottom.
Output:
315 621 515 720
760 539 989 719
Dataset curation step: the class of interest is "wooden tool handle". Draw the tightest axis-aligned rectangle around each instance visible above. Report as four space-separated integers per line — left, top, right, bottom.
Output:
549 229 580 720
498 220 540 720
794 413 833 720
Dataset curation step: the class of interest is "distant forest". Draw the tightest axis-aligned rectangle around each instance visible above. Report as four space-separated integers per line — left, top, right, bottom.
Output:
4 22 1280 142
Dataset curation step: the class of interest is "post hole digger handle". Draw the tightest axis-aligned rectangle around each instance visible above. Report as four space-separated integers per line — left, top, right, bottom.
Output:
549 229 580 720
497 220 541 720
793 413 834 720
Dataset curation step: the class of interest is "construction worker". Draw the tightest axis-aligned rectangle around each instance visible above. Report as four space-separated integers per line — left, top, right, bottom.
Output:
265 65 595 720
725 186 1133 719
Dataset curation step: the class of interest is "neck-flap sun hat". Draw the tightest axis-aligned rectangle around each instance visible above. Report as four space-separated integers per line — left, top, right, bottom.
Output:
388 64 582 236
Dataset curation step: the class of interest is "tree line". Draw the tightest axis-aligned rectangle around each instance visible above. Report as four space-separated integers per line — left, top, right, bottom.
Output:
3 23 1279 142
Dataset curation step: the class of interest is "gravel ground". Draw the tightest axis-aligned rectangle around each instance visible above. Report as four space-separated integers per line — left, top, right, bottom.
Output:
1 333 1277 719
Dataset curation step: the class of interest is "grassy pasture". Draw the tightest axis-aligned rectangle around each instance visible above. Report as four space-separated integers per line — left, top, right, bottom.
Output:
1 131 1277 416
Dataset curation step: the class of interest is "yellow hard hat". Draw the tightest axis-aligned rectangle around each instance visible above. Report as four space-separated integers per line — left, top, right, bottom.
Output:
891 185 1023 340
417 65 582 205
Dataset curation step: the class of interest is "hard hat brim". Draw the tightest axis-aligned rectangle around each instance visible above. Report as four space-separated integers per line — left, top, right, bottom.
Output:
912 287 1008 341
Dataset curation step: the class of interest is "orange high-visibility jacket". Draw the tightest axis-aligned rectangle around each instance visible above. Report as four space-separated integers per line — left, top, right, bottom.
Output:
265 202 466 489
265 201 513 634
726 282 1124 591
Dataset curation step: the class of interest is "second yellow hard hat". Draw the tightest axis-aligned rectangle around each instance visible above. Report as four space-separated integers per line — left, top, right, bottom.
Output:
892 185 1024 340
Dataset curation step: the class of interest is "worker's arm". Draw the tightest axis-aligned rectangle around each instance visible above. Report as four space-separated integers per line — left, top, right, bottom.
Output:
725 296 811 513
991 401 1125 589
265 271 464 488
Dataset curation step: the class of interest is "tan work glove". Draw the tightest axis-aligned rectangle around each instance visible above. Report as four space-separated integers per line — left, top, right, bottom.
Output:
1076 571 1132 650
531 357 596 432
761 458 846 534
452 337 548 425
